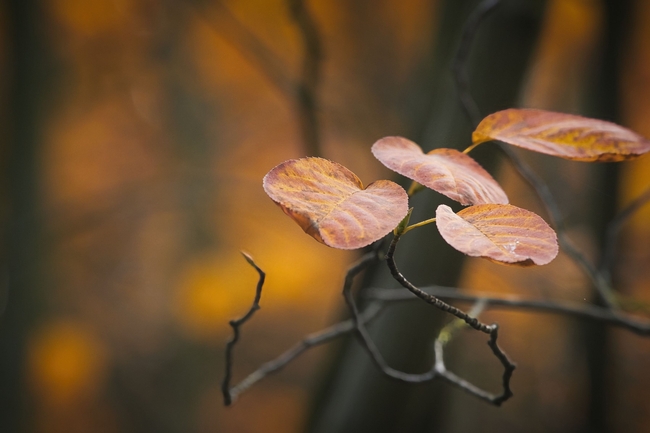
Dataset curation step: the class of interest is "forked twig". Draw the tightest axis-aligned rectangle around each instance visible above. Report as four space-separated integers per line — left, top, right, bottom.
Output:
382 234 515 405
222 252 265 406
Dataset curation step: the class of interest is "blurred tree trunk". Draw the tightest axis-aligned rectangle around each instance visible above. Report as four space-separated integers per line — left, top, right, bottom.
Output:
308 1 545 432
1 0 49 431
581 1 631 432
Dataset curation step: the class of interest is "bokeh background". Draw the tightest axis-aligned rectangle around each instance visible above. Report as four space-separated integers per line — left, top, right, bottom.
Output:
2 0 650 432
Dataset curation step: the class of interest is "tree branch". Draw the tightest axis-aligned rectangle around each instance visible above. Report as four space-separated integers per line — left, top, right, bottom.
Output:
222 252 265 406
382 233 515 405
367 285 650 335
227 301 386 402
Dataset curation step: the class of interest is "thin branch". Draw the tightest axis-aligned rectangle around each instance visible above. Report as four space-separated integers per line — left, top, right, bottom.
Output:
449 0 616 308
367 285 650 335
222 252 265 406
287 0 323 157
383 233 516 405
228 301 386 401
386 234 493 334
601 185 650 273
498 145 617 308
342 249 439 382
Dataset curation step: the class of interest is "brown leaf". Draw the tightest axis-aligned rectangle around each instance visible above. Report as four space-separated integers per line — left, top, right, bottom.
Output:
263 157 409 249
435 204 558 266
371 136 508 205
473 108 650 162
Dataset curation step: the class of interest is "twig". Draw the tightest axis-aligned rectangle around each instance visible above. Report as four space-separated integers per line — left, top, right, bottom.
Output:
222 252 265 406
228 301 386 401
342 249 438 382
367 285 650 335
386 234 492 334
449 0 616 308
498 145 617 308
383 233 516 404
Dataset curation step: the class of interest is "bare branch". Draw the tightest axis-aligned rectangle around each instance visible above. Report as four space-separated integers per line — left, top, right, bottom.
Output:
222 252 265 406
434 301 513 405
367 285 650 335
385 233 493 334
342 248 438 382
228 301 386 402
383 233 516 404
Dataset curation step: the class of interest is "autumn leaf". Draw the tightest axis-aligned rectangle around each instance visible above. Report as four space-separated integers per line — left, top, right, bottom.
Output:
472 108 650 161
435 204 558 266
371 136 508 205
263 157 409 249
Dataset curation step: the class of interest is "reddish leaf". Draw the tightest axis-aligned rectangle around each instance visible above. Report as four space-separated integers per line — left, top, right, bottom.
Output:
435 204 558 266
473 109 650 162
263 157 408 249
371 136 508 205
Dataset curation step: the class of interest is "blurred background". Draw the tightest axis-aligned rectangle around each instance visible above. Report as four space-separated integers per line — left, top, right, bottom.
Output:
2 0 650 432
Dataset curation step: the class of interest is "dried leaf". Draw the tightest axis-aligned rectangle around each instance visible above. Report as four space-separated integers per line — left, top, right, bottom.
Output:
263 157 408 249
435 204 558 266
473 109 650 162
371 136 508 205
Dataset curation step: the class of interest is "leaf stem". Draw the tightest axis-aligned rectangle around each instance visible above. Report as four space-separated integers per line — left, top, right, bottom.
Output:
403 217 436 234
462 141 483 154
407 181 424 196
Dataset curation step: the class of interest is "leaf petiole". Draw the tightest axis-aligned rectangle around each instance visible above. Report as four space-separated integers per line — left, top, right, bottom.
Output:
462 141 483 154
403 217 436 234
407 181 424 196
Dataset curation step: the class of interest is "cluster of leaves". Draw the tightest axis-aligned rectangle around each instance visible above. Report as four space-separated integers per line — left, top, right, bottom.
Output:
264 108 650 266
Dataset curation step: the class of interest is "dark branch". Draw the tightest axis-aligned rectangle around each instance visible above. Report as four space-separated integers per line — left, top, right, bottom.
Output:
386 234 493 334
342 249 438 382
222 252 265 406
227 301 386 401
383 233 515 404
497 145 617 308
367 285 650 335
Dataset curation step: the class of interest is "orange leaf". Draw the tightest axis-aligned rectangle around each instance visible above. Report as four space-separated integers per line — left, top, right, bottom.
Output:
435 204 558 266
371 136 508 205
263 157 409 249
473 108 650 161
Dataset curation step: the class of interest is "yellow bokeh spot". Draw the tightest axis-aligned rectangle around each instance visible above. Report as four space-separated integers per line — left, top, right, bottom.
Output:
174 252 255 340
28 320 108 407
